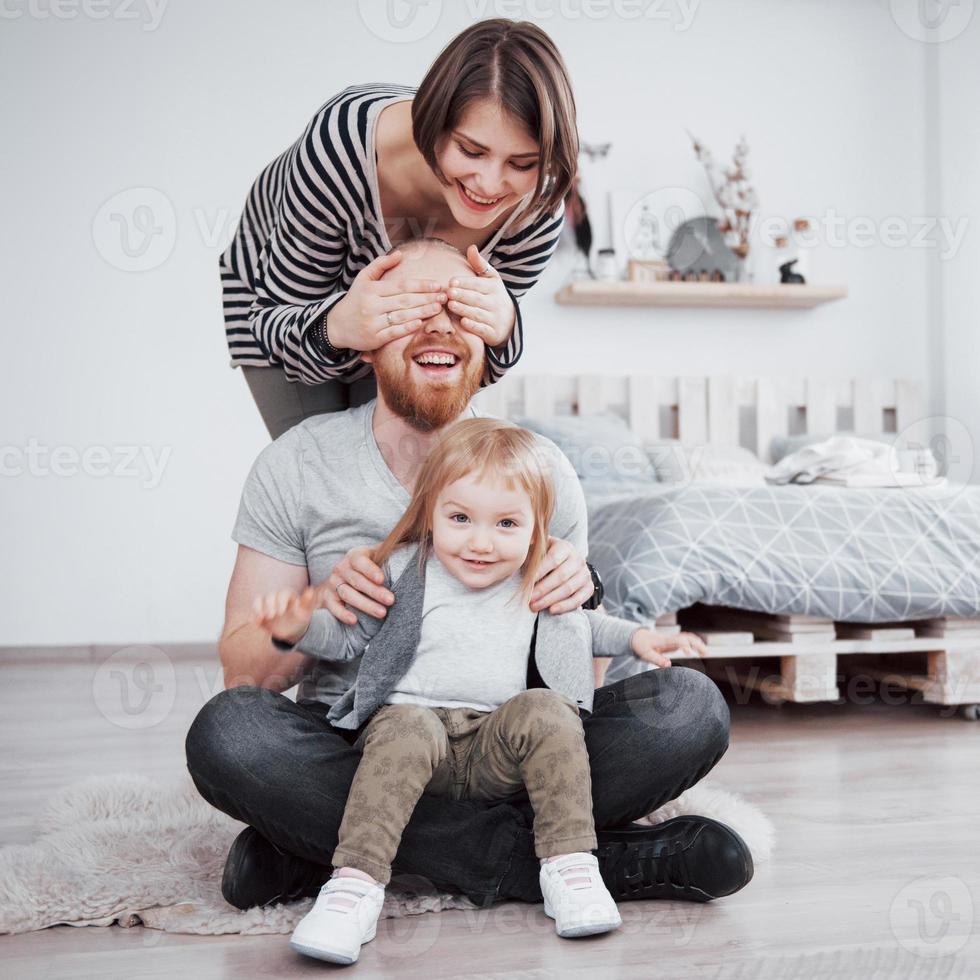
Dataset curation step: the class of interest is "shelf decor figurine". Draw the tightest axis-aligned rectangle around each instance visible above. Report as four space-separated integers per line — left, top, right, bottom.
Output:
780 259 806 284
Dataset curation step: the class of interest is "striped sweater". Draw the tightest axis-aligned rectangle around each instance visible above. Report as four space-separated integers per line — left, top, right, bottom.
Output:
220 83 565 386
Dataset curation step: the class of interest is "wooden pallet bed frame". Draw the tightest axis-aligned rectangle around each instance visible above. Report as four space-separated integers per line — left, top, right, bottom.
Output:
472 373 980 713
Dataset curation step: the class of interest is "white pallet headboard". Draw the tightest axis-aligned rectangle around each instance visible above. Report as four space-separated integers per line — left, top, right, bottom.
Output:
472 375 924 463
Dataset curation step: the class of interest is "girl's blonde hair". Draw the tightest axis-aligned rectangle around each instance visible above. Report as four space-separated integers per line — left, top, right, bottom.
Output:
373 418 555 601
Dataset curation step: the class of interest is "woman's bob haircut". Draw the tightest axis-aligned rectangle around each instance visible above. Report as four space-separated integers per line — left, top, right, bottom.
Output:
412 19 578 218
372 417 556 603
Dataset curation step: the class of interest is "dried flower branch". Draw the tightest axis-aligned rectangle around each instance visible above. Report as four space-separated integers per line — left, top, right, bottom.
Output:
687 131 758 259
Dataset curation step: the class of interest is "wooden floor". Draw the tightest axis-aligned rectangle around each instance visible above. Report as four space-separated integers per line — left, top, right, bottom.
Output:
2 651 979 979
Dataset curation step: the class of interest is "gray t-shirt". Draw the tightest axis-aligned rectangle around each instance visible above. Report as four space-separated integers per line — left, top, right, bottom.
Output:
231 398 588 705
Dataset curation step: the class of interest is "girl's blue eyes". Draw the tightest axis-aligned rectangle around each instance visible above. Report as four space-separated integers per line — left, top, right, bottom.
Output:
457 144 537 172
449 514 517 528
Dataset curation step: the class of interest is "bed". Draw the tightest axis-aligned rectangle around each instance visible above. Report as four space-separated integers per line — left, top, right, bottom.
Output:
473 373 980 714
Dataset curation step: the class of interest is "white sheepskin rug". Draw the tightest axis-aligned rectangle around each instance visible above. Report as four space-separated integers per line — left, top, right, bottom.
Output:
0 773 772 936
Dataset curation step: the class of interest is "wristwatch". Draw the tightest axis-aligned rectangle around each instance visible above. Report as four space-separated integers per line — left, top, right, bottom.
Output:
317 307 349 359
582 562 604 610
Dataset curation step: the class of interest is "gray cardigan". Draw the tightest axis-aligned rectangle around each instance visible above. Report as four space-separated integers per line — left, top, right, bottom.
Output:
290 546 641 729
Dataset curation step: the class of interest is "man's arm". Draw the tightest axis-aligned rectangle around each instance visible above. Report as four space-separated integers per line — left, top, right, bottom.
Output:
219 545 312 692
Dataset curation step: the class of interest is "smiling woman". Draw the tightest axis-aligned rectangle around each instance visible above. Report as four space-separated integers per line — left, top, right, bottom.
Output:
221 19 578 440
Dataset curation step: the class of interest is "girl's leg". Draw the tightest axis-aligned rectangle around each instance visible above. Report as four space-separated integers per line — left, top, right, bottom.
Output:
465 693 621 938
465 689 597 860
332 704 449 885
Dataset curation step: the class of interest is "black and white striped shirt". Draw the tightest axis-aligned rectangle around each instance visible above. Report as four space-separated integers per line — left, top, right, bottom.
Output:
220 83 565 386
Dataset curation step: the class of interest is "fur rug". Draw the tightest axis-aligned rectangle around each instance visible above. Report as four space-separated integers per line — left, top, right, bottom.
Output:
0 773 773 936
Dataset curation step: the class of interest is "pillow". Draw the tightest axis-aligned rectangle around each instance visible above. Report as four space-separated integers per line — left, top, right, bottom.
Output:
513 412 658 496
646 440 770 486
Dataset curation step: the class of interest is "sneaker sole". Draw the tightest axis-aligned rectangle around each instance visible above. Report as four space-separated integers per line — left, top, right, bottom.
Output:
289 924 377 964
543 900 622 938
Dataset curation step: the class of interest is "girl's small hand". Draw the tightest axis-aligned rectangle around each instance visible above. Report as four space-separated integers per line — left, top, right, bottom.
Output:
326 251 447 353
252 587 319 646
529 537 593 614
323 544 394 626
631 628 708 668
445 245 516 349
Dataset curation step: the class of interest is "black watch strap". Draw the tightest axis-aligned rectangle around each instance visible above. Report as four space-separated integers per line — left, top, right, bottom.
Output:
582 562 604 610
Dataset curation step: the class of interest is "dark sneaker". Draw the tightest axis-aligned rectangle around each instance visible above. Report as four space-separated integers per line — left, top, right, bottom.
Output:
221 827 331 910
596 816 754 903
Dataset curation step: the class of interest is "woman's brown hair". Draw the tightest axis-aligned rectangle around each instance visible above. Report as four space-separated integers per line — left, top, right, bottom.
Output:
413 19 578 217
373 417 556 602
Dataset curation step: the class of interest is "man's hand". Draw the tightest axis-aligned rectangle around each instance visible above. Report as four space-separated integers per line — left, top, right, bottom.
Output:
631 628 708 668
530 537 593 614
322 544 394 626
252 587 319 646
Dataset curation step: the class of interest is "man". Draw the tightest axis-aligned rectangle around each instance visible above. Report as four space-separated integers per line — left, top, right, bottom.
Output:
185 239 752 911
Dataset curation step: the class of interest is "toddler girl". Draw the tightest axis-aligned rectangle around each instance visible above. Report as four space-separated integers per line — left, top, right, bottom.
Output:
254 417 704 964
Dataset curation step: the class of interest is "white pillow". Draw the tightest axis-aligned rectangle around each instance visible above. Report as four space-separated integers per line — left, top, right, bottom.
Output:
646 441 771 487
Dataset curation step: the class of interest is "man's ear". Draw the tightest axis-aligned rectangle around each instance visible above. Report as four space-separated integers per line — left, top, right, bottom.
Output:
361 351 375 364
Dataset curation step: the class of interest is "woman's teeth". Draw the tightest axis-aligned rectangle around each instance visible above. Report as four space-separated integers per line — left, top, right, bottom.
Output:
461 184 501 206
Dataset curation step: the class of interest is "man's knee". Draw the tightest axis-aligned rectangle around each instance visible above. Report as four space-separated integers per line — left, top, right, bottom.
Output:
660 666 730 758
185 685 278 781
616 666 730 759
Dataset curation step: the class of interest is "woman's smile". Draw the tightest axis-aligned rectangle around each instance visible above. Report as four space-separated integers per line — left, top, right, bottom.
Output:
455 179 508 213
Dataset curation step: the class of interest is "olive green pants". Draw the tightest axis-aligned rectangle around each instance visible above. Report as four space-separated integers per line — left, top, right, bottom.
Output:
333 690 598 884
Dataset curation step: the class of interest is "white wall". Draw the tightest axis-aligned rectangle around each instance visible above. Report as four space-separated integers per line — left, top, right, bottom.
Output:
1 0 971 646
935 13 980 486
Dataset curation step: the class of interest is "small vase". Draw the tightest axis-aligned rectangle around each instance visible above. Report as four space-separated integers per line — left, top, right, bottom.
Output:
733 254 753 284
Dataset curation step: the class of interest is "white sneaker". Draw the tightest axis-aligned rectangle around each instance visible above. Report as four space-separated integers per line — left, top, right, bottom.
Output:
540 852 622 939
289 875 385 964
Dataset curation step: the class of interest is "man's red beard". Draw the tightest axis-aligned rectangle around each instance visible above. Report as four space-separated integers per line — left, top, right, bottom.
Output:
371 342 485 432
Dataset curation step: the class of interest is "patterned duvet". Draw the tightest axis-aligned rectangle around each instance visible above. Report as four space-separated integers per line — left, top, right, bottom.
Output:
587 483 980 624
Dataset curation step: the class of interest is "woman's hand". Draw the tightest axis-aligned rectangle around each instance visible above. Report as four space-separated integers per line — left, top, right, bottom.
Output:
529 537 594 614
631 628 708 668
326 251 447 353
252 587 319 646
322 545 394 626
445 245 516 349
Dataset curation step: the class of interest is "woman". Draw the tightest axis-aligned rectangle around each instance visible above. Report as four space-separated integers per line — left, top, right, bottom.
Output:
221 18 577 440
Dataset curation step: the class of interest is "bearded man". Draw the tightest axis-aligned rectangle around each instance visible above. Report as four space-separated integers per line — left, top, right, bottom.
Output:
185 239 752 911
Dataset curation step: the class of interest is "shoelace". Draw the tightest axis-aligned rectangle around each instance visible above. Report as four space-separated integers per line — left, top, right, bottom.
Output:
652 840 692 890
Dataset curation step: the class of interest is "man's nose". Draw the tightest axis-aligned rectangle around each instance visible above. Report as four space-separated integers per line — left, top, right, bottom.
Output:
423 303 456 335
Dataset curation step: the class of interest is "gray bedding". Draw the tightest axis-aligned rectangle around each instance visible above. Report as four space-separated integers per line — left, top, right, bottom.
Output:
587 483 980 624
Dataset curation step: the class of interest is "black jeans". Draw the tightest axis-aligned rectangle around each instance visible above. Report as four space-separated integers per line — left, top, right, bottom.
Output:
184 666 730 904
